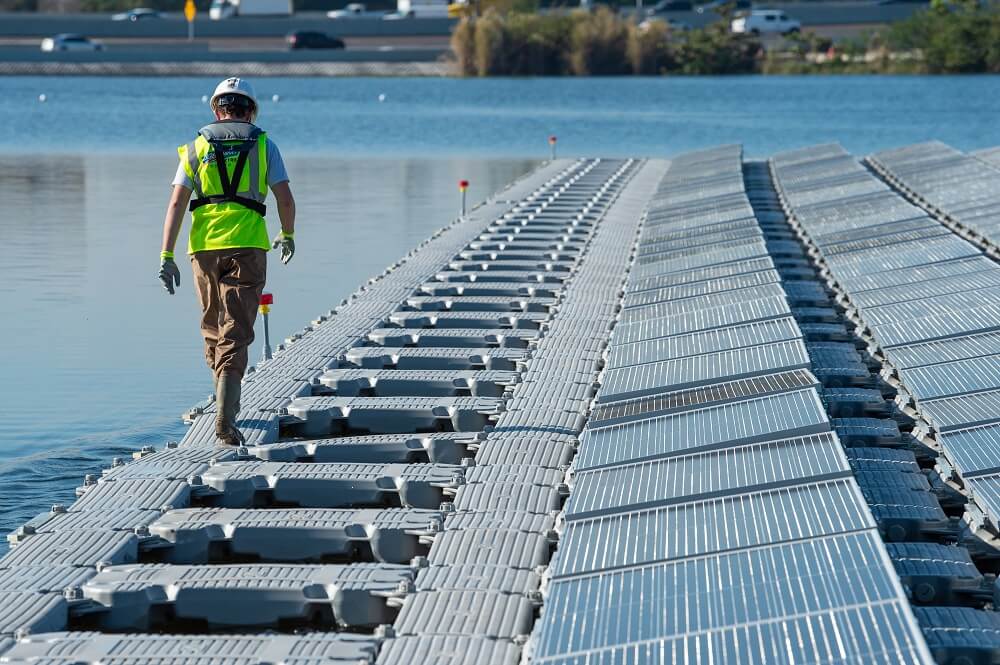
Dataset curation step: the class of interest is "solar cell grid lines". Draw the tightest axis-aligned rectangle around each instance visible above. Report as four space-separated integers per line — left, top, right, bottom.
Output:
589 369 820 427
577 387 830 470
813 215 939 245
857 285 1000 328
639 216 759 242
821 226 951 257
871 301 1000 349
597 339 812 403
899 355 1000 402
565 432 850 519
604 316 803 369
530 603 931 665
535 531 904 657
610 295 793 346
836 255 997 294
823 236 980 279
617 282 787 323
627 256 777 293
621 269 783 308
550 478 876 578
638 227 763 254
847 268 1000 310
631 241 771 279
884 329 1000 371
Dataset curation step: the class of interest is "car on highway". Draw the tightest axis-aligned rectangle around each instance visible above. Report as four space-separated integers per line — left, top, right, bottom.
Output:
644 0 693 13
731 9 800 34
639 17 690 30
110 8 163 20
327 3 387 18
40 34 104 52
286 30 346 48
696 0 750 13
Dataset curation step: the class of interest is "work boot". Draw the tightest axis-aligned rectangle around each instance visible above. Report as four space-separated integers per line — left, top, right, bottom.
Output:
214 373 245 447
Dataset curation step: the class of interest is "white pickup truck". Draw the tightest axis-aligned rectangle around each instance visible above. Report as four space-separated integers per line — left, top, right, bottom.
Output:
731 9 801 35
210 0 293 19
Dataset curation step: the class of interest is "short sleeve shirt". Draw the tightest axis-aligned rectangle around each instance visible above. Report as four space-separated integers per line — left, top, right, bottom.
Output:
173 137 289 189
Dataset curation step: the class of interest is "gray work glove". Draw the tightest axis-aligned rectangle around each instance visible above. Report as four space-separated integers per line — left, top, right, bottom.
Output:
272 231 295 265
158 253 181 295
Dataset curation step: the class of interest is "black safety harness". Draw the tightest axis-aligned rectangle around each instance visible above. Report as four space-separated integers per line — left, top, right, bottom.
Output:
189 122 267 217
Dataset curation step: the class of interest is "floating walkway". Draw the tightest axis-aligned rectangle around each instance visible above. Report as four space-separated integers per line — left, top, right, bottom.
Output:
9 144 1000 663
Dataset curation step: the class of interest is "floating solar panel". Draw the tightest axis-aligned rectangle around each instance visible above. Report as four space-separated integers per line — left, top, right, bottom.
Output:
588 370 820 427
598 339 811 403
531 602 930 665
618 283 788 325
535 531 908 659
627 257 776 294
918 390 1000 433
933 423 1000 478
576 388 830 470
836 256 996 294
848 269 1000 310
883 329 1000 370
872 302 1000 349
622 270 783 309
899 355 1000 401
606 317 802 370
551 478 873 577
860 285 1000 328
610 297 792 346
565 432 849 519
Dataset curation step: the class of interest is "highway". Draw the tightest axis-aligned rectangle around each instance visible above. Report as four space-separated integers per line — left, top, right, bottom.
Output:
0 3 924 39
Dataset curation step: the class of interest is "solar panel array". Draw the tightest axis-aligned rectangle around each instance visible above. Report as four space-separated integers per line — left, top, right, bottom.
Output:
773 142 1000 662
864 145 1000 524
868 141 1000 253
529 146 931 665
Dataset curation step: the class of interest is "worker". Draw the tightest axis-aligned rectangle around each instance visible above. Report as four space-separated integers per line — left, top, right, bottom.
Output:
157 77 296 446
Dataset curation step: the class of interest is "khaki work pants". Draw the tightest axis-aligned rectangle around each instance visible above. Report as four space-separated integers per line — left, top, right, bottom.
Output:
191 248 267 380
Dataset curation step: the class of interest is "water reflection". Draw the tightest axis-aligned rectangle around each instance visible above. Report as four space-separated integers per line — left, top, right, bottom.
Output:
0 154 537 548
0 156 86 305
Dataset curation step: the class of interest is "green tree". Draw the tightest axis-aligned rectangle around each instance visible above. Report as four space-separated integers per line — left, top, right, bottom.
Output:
568 6 631 75
627 18 674 74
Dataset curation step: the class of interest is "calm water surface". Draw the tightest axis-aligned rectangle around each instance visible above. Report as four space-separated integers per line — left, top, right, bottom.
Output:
0 74 997 548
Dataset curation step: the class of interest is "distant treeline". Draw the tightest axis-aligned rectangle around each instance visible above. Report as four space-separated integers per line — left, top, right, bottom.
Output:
451 0 1000 76
451 7 758 75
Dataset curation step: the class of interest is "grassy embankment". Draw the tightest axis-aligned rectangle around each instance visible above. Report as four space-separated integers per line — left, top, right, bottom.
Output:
450 0 1000 76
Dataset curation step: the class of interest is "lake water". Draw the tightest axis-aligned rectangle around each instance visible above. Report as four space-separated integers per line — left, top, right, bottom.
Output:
0 74 997 549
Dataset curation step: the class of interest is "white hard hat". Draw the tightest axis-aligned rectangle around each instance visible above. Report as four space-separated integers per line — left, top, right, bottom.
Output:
210 77 259 118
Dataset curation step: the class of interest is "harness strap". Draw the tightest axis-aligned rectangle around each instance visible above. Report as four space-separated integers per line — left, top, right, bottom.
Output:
189 138 267 217
189 194 267 216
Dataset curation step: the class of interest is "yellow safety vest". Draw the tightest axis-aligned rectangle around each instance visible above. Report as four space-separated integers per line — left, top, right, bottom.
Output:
178 121 270 254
